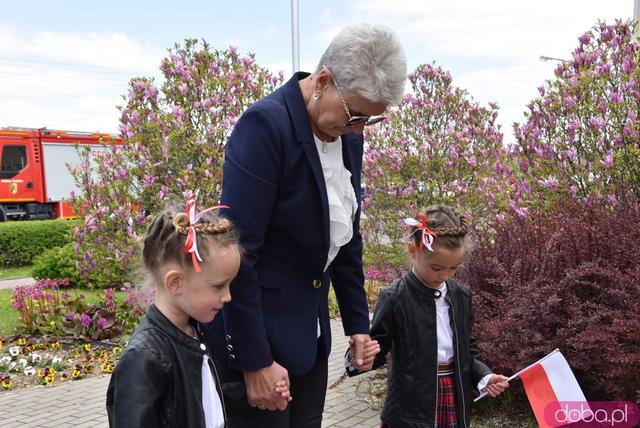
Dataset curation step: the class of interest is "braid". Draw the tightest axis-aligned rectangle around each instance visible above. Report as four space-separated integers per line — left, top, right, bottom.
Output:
141 202 238 276
412 205 472 250
431 212 468 237
143 213 181 271
172 214 234 236
200 219 234 234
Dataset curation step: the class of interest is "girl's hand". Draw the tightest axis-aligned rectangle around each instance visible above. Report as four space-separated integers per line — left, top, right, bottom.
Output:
244 362 290 411
349 338 380 372
274 379 293 402
482 374 509 397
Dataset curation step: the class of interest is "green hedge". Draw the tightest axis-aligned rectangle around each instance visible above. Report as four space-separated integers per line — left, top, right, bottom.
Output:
31 243 87 287
0 219 75 267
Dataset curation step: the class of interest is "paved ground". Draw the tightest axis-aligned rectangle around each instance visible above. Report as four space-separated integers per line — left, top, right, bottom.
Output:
0 277 35 290
0 318 381 427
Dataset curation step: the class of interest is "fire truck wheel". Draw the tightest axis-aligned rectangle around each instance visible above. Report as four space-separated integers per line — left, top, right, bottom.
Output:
0 206 7 222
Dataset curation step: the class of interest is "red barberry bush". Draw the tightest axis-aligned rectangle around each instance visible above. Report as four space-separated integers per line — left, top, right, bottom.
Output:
459 193 640 401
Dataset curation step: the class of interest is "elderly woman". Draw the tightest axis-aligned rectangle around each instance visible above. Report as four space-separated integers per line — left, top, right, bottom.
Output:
210 23 407 428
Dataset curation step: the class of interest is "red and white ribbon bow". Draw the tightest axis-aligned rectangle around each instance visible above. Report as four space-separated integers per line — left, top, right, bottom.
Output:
183 198 228 272
404 212 437 252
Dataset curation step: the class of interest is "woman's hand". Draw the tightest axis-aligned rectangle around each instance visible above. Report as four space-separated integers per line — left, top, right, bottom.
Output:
244 362 292 411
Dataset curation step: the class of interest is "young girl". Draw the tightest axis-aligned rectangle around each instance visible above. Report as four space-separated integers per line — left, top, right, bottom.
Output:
106 200 290 427
347 205 509 428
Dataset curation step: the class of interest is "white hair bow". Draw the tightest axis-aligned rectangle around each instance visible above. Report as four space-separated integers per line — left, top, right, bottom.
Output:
404 213 437 252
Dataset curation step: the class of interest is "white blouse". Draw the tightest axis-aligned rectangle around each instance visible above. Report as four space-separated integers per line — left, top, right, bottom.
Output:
435 282 454 364
313 134 358 272
201 353 224 428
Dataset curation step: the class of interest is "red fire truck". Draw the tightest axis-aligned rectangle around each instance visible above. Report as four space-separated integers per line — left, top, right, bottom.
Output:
0 128 120 221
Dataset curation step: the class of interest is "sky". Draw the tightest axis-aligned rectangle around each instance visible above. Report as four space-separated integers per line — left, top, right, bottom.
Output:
0 1 634 144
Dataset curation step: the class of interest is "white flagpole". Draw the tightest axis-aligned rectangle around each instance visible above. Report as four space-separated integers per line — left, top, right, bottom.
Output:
635 0 640 43
291 0 300 72
474 348 560 402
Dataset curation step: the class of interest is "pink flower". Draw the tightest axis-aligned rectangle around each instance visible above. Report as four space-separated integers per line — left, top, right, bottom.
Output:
602 151 613 168
80 313 92 328
589 117 605 129
96 317 108 330
578 33 591 45
538 176 559 190
565 149 577 162
84 215 97 232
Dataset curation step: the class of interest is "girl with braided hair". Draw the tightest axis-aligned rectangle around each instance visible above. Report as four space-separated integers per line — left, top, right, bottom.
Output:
106 200 290 427
345 204 509 428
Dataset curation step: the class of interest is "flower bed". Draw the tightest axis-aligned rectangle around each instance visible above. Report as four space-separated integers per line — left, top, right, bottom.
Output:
0 278 152 391
11 279 150 340
0 335 122 391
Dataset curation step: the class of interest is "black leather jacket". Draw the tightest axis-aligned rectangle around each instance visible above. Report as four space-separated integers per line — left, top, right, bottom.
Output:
352 272 491 428
106 304 226 427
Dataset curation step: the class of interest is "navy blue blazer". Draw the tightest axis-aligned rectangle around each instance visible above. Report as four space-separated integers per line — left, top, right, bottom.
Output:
209 73 370 376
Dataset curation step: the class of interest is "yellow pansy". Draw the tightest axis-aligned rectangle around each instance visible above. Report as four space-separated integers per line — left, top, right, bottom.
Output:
101 362 115 373
1 378 12 390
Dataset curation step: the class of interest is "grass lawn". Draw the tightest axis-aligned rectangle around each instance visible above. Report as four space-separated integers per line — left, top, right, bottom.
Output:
0 288 109 337
0 289 17 336
0 265 32 280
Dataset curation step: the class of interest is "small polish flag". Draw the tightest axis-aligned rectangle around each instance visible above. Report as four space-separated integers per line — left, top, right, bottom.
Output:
519 350 588 428
475 349 589 428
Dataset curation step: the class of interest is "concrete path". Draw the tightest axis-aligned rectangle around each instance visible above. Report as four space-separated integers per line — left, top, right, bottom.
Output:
0 277 35 290
0 318 381 427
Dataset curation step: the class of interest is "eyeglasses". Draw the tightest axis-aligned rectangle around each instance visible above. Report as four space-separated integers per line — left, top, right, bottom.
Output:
331 76 386 127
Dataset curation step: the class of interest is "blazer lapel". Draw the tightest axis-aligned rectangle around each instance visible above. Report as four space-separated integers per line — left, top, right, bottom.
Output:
282 73 330 248
302 142 330 246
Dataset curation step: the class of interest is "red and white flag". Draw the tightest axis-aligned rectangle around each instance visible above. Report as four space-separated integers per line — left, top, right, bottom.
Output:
518 350 588 428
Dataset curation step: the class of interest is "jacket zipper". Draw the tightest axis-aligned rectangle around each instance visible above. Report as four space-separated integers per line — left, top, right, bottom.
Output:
432 297 438 428
447 294 467 428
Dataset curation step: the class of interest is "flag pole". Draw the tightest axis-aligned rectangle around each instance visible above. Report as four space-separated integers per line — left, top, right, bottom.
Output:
474 348 560 402
291 0 300 72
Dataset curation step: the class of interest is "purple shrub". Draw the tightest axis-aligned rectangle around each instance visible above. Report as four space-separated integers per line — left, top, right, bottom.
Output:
70 40 282 288
458 194 640 401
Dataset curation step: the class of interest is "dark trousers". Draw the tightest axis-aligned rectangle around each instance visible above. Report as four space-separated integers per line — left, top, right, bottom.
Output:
225 348 328 428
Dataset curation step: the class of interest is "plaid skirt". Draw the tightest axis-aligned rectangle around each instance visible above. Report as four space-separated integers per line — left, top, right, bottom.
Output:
381 363 459 428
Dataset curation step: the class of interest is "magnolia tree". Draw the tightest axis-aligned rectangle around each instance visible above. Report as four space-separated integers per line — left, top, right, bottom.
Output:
71 39 282 288
362 64 512 278
512 20 640 210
